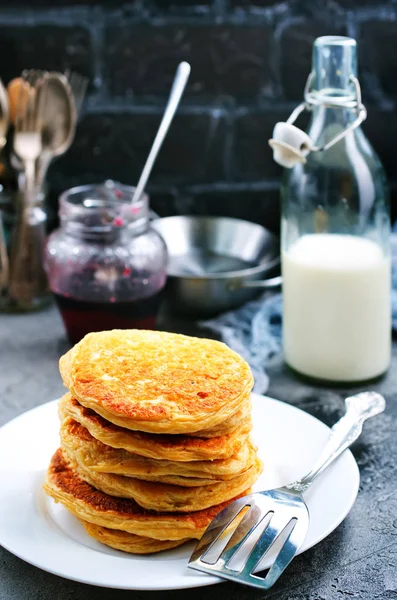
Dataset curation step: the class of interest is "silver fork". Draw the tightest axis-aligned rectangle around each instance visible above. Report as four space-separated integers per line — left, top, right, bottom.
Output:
189 391 385 590
13 70 46 200
9 71 48 304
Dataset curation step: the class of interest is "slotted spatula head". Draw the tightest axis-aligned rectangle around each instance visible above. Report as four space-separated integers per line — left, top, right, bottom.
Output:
188 489 309 590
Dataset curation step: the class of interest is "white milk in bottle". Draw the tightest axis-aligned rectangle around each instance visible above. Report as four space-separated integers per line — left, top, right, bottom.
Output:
283 235 391 381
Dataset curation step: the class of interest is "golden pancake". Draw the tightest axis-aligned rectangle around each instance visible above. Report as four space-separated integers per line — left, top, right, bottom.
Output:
59 394 252 460
60 417 256 486
59 330 253 434
44 449 250 543
187 396 252 438
64 446 262 512
79 521 189 554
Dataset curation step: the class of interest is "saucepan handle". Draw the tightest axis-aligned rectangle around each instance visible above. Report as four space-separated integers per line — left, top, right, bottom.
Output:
229 275 282 290
241 275 282 289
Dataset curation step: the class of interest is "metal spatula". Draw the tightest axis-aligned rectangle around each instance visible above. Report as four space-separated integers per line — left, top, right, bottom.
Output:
188 391 385 590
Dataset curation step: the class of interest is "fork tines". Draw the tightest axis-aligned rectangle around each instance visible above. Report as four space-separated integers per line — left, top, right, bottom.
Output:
189 492 309 590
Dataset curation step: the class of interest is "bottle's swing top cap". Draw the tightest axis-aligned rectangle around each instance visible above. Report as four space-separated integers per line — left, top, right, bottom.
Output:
268 36 365 169
269 123 313 169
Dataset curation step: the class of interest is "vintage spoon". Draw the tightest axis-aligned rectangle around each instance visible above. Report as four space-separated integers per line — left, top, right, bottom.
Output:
35 72 76 191
0 78 9 149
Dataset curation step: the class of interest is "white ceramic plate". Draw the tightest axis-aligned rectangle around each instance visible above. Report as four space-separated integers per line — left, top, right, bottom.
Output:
0 394 359 591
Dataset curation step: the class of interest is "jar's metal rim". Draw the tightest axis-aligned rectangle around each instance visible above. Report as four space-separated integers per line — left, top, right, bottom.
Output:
59 182 149 212
58 182 150 235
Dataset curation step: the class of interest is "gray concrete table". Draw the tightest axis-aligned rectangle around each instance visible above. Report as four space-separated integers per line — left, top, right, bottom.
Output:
0 306 396 600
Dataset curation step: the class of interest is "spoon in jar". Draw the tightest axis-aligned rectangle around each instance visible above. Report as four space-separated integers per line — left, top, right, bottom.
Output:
131 61 191 204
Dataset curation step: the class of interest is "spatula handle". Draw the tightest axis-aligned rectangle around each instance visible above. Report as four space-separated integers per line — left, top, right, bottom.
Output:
288 392 385 493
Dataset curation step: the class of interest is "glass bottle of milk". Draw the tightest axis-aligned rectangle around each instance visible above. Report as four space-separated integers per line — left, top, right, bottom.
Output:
281 36 391 382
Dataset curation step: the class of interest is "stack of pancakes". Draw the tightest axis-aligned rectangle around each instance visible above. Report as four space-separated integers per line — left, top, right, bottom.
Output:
44 329 262 554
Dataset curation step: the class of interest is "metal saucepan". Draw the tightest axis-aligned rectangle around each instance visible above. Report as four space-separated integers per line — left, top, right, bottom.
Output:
151 215 282 316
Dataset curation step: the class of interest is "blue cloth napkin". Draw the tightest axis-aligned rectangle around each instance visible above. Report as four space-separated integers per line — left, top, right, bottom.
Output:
201 293 282 394
202 230 397 395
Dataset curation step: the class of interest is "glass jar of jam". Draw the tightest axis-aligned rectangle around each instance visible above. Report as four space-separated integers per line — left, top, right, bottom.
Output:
44 181 167 344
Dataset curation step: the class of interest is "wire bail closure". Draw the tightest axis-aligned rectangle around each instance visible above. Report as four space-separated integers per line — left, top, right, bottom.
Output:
269 73 367 168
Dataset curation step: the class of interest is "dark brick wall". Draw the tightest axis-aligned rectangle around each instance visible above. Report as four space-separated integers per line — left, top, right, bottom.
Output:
1 0 397 230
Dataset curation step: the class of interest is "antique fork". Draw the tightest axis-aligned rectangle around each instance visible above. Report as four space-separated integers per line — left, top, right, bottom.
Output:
9 71 48 305
189 391 385 590
13 70 46 198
